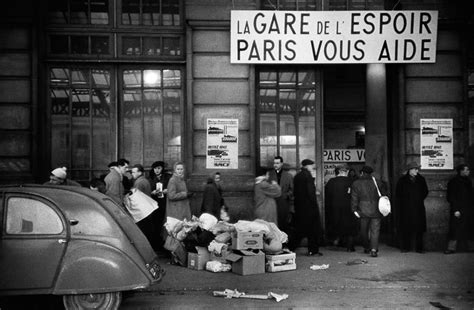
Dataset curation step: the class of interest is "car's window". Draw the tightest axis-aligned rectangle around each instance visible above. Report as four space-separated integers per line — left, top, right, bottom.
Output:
6 197 63 234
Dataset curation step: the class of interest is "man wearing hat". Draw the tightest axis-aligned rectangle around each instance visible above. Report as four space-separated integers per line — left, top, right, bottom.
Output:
45 167 81 187
395 161 428 253
351 165 387 257
290 159 323 256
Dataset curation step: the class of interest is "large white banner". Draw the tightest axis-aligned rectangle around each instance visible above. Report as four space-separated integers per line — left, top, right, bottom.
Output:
206 119 239 169
420 119 453 170
231 10 438 64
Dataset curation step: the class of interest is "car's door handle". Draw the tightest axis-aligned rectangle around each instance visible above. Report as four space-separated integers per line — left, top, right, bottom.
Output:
58 239 67 244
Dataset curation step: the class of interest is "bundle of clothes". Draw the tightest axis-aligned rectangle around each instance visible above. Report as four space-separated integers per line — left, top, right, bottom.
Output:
163 213 288 268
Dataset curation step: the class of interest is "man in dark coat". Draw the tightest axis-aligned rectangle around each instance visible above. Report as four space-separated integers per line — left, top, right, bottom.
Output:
395 161 428 253
351 165 386 257
268 156 294 233
149 161 171 251
200 172 224 218
325 164 357 251
289 159 322 256
444 164 473 254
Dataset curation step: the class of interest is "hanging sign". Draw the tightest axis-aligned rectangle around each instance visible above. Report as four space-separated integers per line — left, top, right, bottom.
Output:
231 10 438 64
206 119 239 169
420 119 453 169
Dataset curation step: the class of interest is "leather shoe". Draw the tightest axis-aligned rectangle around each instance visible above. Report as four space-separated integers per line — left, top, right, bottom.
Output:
444 250 455 255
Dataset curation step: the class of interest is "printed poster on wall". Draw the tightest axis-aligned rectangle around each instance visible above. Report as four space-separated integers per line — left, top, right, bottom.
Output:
206 119 239 169
420 119 453 169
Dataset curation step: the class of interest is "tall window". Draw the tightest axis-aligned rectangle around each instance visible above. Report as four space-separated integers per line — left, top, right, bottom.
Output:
49 67 115 181
258 69 321 168
121 68 182 166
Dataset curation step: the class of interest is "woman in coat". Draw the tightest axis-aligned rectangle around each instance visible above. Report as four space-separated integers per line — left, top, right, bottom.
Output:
166 162 192 221
254 167 281 225
395 161 428 253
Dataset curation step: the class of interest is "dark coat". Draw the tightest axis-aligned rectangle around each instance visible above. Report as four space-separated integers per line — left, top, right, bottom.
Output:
447 175 473 239
395 173 428 233
133 175 152 197
201 177 224 218
325 176 357 236
351 174 386 218
268 168 294 227
293 168 320 234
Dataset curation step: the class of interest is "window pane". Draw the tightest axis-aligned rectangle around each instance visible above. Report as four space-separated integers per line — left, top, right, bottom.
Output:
51 87 70 168
163 69 181 87
280 114 296 165
122 37 141 56
279 72 296 87
259 115 277 167
6 198 63 234
91 0 109 24
91 36 110 55
259 71 277 87
299 115 316 165
163 37 180 56
71 0 89 24
48 0 68 23
72 90 91 169
50 35 69 54
143 0 160 25
144 89 162 165
162 0 180 26
123 89 142 163
300 89 316 116
123 69 142 87
279 89 296 113
298 71 315 87
50 68 70 86
163 89 181 164
71 36 89 54
143 70 161 87
71 69 90 86
92 69 111 88
259 89 277 113
92 90 114 169
143 37 161 56
122 0 140 25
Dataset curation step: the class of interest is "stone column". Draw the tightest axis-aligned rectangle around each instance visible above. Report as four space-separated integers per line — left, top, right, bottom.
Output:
365 64 389 183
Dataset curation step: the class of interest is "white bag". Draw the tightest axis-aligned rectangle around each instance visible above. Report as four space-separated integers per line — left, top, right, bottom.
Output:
124 188 159 223
372 177 391 217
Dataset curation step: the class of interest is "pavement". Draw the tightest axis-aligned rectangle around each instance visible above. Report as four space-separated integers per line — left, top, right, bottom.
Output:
121 244 474 309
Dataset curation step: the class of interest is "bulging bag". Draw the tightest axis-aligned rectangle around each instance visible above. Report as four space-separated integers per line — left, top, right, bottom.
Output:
124 188 159 223
372 177 391 217
378 196 391 217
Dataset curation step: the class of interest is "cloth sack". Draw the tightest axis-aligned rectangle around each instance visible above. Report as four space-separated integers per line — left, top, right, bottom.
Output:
372 177 391 217
124 188 158 223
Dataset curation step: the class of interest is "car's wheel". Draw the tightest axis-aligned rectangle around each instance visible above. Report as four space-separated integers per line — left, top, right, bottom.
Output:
63 292 122 310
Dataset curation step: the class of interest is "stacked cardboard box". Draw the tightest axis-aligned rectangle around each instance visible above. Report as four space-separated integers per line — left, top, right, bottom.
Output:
227 231 265 275
187 246 210 270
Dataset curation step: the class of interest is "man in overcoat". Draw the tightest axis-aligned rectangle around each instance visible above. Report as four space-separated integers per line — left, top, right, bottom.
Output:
289 159 322 256
325 164 357 251
268 156 294 233
395 161 428 253
351 165 386 257
444 164 473 254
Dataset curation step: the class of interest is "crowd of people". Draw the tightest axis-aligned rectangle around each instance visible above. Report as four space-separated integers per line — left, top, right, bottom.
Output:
43 157 473 257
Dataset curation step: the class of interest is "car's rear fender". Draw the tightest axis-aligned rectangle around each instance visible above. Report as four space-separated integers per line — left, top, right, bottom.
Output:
53 240 152 295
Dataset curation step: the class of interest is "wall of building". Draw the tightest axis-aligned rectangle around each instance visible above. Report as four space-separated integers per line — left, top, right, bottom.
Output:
401 29 465 249
186 0 257 220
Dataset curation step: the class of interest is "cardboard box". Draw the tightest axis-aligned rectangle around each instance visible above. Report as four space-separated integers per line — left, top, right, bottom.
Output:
227 250 265 275
209 248 232 263
265 251 296 272
232 231 263 250
187 246 210 270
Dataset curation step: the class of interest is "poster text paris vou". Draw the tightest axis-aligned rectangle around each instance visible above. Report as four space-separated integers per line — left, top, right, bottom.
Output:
230 10 438 64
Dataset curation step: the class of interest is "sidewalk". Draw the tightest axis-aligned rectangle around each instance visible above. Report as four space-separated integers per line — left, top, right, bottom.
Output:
150 244 474 293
